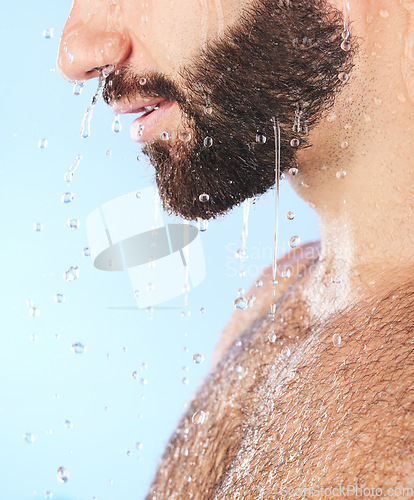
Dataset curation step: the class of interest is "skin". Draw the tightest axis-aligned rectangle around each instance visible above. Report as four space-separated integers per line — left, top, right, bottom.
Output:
59 0 414 497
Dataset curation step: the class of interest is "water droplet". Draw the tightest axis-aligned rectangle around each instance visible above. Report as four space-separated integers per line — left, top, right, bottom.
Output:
64 155 82 185
42 28 54 39
160 132 169 141
289 235 300 248
256 133 267 144
336 170 347 179
132 371 138 379
331 276 343 284
24 432 34 443
200 307 205 314
204 136 213 148
247 295 256 308
182 377 189 385
289 167 299 176
255 280 263 288
192 410 206 425
235 248 247 262
61 192 74 204
71 342 86 354
33 222 44 232
282 268 292 279
53 334 60 341
290 138 300 148
199 193 210 203
67 218 80 229
141 15 149 23
326 111 337 123
122 347 127 353
374 97 382 105
135 442 143 450
234 296 248 310
56 467 69 484
139 77 147 86
54 293 65 304
141 362 148 370
28 306 40 318
106 149 112 157
281 346 291 357
179 132 192 142
112 114 122 133
192 353 204 364
73 82 84 96
140 378 148 386
338 72 349 83
341 40 351 51
126 450 132 457
83 247 92 257
286 211 295 220
341 141 349 149
44 492 53 499
64 420 73 429
379 9 389 18
332 333 342 346
38 138 48 149
268 332 276 343
198 219 208 232
204 106 213 115
30 334 38 342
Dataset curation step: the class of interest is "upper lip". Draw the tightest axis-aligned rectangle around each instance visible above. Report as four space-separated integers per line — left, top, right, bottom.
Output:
109 97 169 115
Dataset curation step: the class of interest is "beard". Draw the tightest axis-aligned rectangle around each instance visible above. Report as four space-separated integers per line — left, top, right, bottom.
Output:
103 0 354 220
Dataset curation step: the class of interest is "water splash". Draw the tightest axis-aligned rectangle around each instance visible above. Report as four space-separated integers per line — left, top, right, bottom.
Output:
64 155 82 185
80 68 112 139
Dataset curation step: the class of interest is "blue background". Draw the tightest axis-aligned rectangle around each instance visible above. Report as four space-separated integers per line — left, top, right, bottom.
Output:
0 1 319 498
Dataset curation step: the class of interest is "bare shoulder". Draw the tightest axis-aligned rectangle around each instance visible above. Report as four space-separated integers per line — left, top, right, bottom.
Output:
211 240 320 369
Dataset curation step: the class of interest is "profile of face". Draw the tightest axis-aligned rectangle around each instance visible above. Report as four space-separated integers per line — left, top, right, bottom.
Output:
58 0 354 220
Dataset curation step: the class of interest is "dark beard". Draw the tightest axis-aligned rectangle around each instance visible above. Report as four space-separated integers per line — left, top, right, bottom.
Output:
103 0 355 220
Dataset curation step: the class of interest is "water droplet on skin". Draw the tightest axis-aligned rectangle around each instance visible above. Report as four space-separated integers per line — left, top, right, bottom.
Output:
61 192 74 204
286 211 295 220
160 132 169 141
256 280 263 288
290 138 300 148
338 72 349 83
326 111 337 123
282 269 292 279
179 132 192 142
71 342 86 354
289 235 300 248
56 467 69 484
73 82 84 96
192 410 206 425
336 170 347 179
379 9 389 18
341 141 349 149
42 28 54 39
256 133 267 144
331 276 343 284
204 106 213 115
374 97 382 105
83 247 92 257
64 420 73 429
234 296 248 310
341 40 351 51
38 138 48 149
268 332 276 343
139 77 147 85
281 346 291 357
289 167 298 176
34 223 44 232
24 432 34 443
112 114 122 133
204 136 213 147
199 193 210 203
67 218 80 229
332 333 342 346
54 293 65 304
192 354 204 364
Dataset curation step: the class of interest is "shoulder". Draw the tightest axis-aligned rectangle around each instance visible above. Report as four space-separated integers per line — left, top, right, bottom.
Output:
211 240 321 369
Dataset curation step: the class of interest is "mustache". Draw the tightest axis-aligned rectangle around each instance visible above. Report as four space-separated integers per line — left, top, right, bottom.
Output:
102 67 186 107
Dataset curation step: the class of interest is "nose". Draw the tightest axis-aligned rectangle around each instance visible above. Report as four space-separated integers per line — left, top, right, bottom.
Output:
57 1 132 82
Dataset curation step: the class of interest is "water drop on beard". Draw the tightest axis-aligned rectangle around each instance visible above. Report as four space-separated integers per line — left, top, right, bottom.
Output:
268 332 276 343
281 346 291 357
256 133 267 144
204 106 213 115
179 132 192 142
290 138 300 148
332 333 342 346
338 72 349 83
203 136 213 148
199 193 209 203
139 77 147 86
341 40 351 52
160 132 169 141
289 167 299 176
192 410 206 425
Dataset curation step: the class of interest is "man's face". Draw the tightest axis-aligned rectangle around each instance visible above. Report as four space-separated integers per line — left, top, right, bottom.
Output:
59 0 353 220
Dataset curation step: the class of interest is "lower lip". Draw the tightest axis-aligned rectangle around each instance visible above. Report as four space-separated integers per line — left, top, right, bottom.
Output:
130 100 176 143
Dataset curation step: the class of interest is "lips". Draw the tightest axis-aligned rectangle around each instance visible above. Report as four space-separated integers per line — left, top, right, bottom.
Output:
110 98 176 143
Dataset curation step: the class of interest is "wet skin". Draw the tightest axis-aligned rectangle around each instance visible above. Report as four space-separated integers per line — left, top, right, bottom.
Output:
58 0 414 497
